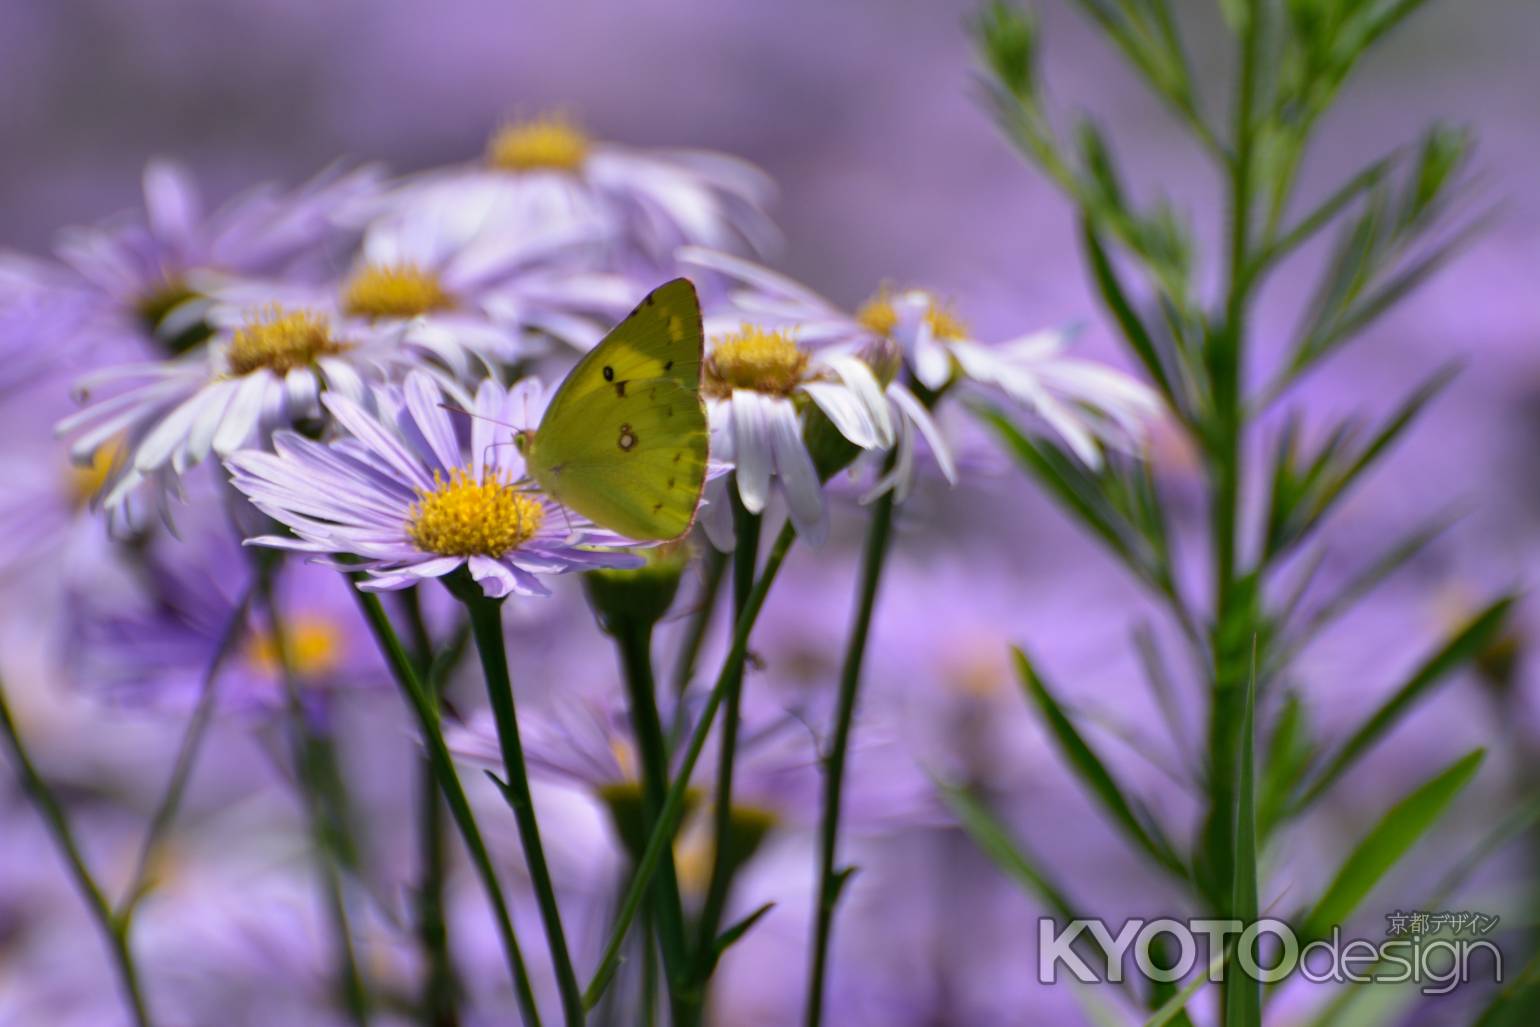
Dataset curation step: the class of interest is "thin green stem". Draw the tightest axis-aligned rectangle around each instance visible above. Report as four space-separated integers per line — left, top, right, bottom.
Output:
666 548 729 744
463 595 585 1027
257 567 370 1027
805 485 897 1027
584 523 797 1009
0 677 153 1027
693 497 761 978
118 579 255 920
613 615 693 1023
395 589 459 1027
1206 7 1262 1025
350 586 543 1026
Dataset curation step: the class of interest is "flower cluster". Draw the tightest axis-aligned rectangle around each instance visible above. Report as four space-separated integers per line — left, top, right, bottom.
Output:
0 108 1169 1027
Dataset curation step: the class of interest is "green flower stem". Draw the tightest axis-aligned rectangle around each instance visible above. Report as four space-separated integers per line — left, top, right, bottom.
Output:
584 521 797 1009
0 676 153 1027
256 567 371 1027
350 586 543 1027
394 589 459 1027
804 481 898 1027
1205 7 1262 1025
612 612 692 1022
667 547 729 724
692 494 761 980
118 579 255 920
462 593 585 1027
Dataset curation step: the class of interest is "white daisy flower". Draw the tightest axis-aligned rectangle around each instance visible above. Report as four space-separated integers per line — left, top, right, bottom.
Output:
696 321 923 549
682 247 1160 470
57 299 486 513
383 114 778 268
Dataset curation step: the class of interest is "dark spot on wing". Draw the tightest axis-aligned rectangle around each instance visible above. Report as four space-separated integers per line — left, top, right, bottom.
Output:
615 380 627 397
667 477 675 488
664 360 673 371
672 452 681 464
643 293 655 307
652 501 663 513
602 365 614 382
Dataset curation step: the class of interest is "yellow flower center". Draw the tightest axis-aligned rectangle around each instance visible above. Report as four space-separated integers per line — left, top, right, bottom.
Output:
704 325 810 399
341 262 455 320
407 468 545 558
226 306 349 376
856 288 969 341
486 115 591 173
247 615 345 678
69 439 122 509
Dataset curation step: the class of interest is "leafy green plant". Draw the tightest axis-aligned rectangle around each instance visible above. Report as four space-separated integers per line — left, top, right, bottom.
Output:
964 2 1512 1021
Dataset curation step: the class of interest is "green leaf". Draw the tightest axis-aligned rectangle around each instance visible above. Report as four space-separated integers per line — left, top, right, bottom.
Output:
1301 748 1484 940
1014 648 1186 879
702 901 776 976
1082 217 1179 407
1279 515 1454 659
1258 691 1312 841
1294 597 1512 811
938 781 1083 922
1224 642 1260 1027
1472 946 1540 1027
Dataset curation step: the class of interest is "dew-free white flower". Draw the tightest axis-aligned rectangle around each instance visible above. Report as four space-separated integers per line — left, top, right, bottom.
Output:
383 116 778 269
682 247 1159 471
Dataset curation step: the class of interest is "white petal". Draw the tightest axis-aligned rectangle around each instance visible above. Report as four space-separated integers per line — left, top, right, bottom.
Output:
730 390 773 514
765 398 825 545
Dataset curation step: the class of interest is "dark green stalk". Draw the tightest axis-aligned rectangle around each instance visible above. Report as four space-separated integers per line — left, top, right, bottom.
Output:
585 523 797 1009
118 580 255 920
805 483 897 1027
350 587 543 1026
257 568 371 1027
667 548 729 737
693 495 762 979
1205 7 1262 1024
684 550 731 690
0 677 153 1027
463 594 585 1027
613 615 693 1023
395 589 459 1027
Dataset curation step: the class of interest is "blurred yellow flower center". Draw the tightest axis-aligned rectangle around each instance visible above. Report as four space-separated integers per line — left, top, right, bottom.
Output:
408 468 544 558
68 439 122 508
856 289 969 341
342 262 455 319
248 616 344 678
704 325 809 398
227 306 348 376
487 115 591 173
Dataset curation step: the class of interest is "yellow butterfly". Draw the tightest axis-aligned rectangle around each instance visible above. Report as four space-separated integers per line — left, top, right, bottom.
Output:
524 278 708 541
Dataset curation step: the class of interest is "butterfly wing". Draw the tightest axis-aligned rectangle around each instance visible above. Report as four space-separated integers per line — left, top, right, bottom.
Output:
528 278 708 540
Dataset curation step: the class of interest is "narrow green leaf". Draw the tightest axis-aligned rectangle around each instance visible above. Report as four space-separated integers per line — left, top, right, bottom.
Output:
1082 216 1177 404
1301 748 1485 939
1224 642 1260 1027
1144 941 1226 1026
1295 597 1511 811
1014 648 1186 878
938 782 1082 921
1472 945 1540 1027
705 901 775 974
1281 515 1454 658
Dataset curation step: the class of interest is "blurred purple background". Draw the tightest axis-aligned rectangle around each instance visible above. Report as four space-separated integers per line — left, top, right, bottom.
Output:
3 1 1539 1023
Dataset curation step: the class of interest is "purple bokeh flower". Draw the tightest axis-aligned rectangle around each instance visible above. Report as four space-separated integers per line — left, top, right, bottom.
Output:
384 114 777 270
228 371 643 597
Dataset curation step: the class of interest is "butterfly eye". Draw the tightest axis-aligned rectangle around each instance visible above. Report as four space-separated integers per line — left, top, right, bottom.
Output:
602 366 615 382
